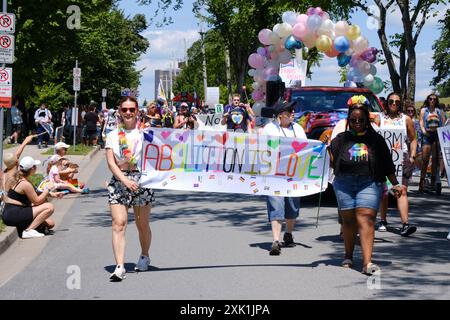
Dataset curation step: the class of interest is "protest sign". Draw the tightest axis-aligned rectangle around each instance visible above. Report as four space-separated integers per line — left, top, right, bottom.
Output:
437 126 450 186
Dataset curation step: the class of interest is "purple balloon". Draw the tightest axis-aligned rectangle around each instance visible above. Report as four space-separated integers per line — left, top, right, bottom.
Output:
307 7 315 16
257 47 266 57
360 47 378 63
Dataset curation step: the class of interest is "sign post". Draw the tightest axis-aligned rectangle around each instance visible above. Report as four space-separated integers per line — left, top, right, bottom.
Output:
0 2 13 169
72 60 80 150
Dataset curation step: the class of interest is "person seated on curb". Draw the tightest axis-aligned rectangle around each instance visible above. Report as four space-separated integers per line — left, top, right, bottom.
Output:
2 156 64 239
47 155 89 194
53 142 85 188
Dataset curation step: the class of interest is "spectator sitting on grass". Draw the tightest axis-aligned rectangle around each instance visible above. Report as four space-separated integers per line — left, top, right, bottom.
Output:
53 142 82 186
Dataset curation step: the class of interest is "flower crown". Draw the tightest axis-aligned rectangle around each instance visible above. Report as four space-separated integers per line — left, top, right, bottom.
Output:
347 95 370 107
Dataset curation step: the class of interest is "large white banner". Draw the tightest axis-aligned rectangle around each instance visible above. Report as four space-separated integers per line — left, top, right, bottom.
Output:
140 128 329 197
196 114 226 131
437 126 450 186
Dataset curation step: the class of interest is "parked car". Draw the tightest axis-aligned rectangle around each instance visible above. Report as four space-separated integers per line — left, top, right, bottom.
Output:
284 86 385 139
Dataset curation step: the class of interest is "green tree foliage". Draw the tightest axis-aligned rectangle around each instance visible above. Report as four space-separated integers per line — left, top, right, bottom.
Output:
11 0 149 111
431 9 450 97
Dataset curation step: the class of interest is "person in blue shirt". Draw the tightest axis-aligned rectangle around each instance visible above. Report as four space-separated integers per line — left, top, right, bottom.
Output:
221 94 253 133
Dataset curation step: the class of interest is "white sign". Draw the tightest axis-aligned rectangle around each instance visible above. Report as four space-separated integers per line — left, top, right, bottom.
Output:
205 87 220 108
0 13 15 33
0 67 12 107
279 58 307 88
73 67 81 77
215 103 224 114
121 87 139 97
438 126 450 186
102 88 107 97
376 128 404 180
0 67 12 85
73 76 80 91
0 33 14 64
196 114 226 131
101 101 107 110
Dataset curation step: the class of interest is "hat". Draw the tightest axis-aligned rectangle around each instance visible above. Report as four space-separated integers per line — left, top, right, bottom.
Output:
273 101 296 115
48 154 61 164
3 153 17 170
347 95 370 108
19 156 41 171
180 102 189 108
55 142 70 150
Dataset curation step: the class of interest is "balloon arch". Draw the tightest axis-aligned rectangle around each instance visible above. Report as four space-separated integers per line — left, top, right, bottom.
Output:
248 7 384 115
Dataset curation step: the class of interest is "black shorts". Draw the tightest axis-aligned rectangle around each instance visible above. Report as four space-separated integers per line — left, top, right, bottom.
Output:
2 203 33 230
12 123 23 132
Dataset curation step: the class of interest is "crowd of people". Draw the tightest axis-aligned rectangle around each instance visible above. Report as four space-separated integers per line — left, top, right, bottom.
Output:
1 91 449 282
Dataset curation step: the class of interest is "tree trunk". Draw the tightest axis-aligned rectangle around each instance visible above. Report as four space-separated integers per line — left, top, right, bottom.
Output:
399 38 408 100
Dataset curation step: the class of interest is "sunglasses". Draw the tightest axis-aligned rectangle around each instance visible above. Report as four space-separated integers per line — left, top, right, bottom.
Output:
349 118 366 124
388 99 401 105
429 97 437 101
121 107 136 113
406 109 415 113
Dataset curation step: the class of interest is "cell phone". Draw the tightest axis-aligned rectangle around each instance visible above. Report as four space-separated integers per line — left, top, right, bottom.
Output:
389 187 399 197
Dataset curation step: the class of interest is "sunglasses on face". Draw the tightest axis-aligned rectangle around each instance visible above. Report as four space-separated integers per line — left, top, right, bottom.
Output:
349 118 366 124
429 97 437 101
406 109 415 113
121 107 136 113
388 99 401 105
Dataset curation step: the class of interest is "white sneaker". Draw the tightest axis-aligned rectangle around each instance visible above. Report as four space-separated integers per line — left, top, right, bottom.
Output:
134 255 150 271
109 265 126 281
22 229 45 239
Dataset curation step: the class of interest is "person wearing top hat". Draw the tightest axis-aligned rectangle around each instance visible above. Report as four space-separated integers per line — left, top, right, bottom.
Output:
263 101 307 255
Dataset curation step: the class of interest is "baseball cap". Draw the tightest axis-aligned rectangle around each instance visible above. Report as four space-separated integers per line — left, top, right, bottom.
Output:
273 101 296 115
180 102 189 108
3 153 18 170
19 156 41 171
48 154 61 164
55 142 70 150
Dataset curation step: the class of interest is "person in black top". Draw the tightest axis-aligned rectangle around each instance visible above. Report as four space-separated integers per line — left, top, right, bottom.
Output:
329 96 402 275
84 105 99 146
221 94 253 133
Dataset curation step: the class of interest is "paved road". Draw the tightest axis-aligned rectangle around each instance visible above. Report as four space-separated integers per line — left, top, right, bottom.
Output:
0 150 449 299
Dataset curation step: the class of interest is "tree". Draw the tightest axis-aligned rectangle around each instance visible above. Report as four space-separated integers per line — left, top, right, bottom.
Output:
431 9 450 97
354 0 445 101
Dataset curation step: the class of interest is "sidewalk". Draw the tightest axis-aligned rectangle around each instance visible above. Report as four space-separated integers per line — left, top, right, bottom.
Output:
0 142 102 256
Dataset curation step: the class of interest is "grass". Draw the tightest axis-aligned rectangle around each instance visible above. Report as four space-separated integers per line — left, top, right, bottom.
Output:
29 173 44 188
0 219 5 233
42 144 95 156
2 143 15 150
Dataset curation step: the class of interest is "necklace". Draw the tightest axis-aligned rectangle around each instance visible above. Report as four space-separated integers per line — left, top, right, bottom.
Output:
279 123 296 138
118 125 137 166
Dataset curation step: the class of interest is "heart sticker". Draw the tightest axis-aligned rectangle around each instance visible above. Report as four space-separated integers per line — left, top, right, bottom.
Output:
292 141 308 153
267 138 280 149
231 114 243 124
161 131 171 139
143 130 154 143
215 133 228 145
176 131 189 143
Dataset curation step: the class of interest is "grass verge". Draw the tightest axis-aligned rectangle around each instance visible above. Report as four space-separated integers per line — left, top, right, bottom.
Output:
42 144 94 156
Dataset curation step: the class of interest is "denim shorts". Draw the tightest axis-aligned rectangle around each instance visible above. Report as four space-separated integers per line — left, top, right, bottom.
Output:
266 196 300 222
332 175 383 211
422 131 438 145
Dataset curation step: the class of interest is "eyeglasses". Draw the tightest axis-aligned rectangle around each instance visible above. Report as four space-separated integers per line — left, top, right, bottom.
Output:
121 107 136 113
406 109 415 113
388 99 401 105
349 118 366 124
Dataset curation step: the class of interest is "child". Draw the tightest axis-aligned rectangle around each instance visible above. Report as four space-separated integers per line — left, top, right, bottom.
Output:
48 155 89 194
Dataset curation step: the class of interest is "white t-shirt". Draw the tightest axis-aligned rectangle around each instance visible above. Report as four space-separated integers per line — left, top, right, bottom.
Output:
34 108 52 123
263 121 307 139
105 128 142 168
48 165 60 183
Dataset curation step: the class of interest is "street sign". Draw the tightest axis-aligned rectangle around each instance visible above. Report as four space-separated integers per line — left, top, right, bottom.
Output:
0 33 14 64
102 88 107 97
73 67 81 77
121 88 130 96
101 101 107 110
71 107 78 126
0 67 12 108
73 76 80 91
214 103 224 114
0 13 15 33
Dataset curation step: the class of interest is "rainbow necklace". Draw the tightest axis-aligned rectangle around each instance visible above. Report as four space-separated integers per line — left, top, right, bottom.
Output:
118 125 137 166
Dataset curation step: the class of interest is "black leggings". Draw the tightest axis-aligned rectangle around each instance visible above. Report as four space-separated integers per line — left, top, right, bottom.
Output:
2 203 33 230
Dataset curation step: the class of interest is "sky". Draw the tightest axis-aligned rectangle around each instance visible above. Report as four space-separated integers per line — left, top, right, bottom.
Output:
119 0 448 104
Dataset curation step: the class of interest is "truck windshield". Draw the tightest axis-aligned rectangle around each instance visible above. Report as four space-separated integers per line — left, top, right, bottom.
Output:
291 90 382 113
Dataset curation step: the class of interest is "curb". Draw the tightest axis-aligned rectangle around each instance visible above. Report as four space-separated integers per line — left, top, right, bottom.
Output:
0 227 18 256
0 145 102 256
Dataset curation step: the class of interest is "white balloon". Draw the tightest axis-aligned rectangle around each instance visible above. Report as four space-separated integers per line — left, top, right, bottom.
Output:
248 69 256 77
282 11 298 26
363 74 374 86
353 36 369 54
277 22 293 38
252 82 260 90
321 12 330 21
345 48 354 56
273 23 282 37
335 21 349 36
269 32 281 45
252 102 265 116
279 50 292 64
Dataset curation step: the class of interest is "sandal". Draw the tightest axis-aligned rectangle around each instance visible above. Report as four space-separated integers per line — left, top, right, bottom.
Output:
362 262 379 275
342 258 353 268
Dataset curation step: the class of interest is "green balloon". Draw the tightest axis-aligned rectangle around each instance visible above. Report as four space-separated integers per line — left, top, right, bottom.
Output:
369 77 384 94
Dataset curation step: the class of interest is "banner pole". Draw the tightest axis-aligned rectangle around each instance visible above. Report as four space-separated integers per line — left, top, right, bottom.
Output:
316 144 328 228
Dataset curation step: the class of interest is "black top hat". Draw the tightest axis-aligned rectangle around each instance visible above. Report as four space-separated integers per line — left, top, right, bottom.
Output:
273 101 295 115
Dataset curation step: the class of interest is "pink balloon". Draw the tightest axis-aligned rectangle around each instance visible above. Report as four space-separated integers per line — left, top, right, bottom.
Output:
252 90 265 101
258 29 272 45
248 53 265 69
292 22 308 40
296 14 308 25
315 7 323 16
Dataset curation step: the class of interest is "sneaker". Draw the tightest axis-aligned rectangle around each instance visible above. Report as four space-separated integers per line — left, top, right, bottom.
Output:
269 241 281 256
378 220 388 232
447 231 450 241
81 187 90 194
400 223 417 237
283 232 296 247
109 265 126 281
134 255 150 272
37 144 42 149
22 229 45 239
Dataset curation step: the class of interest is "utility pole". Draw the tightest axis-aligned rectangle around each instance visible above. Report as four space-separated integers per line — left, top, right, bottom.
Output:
0 0 9 168
199 24 208 105
225 47 232 104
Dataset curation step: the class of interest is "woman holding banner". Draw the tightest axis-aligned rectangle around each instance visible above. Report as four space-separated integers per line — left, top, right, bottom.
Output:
377 93 417 236
263 101 307 255
330 96 402 275
105 96 155 282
